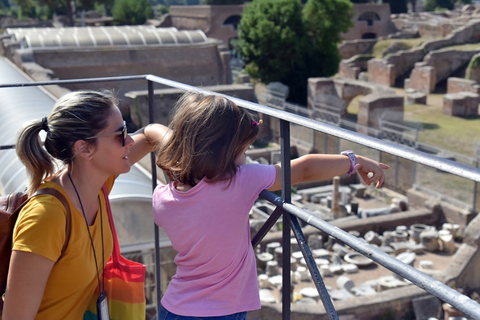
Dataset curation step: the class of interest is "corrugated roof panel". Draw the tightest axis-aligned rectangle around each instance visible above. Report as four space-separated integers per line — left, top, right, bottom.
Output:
175 31 193 44
0 56 156 198
4 26 208 49
120 28 146 46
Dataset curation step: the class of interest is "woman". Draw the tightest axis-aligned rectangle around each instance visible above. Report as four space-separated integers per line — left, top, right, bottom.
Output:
3 90 169 320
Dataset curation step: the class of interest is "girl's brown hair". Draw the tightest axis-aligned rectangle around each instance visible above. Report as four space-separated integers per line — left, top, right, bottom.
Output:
16 90 118 195
156 91 260 186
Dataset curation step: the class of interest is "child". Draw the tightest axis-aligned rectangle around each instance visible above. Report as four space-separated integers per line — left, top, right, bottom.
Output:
153 91 389 319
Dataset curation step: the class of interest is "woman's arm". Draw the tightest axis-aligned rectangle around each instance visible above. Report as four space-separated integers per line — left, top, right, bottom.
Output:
2 251 54 320
128 124 172 166
268 153 389 192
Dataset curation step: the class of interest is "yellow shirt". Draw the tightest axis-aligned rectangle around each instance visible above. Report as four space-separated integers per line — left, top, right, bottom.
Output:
12 177 115 320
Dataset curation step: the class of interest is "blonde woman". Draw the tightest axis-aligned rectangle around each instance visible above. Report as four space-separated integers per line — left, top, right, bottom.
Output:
3 90 170 320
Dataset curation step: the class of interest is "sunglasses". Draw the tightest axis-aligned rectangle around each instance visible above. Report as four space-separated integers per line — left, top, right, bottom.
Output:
85 121 127 146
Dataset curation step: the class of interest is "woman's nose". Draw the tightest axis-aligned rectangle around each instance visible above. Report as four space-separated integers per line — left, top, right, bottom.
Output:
125 134 135 148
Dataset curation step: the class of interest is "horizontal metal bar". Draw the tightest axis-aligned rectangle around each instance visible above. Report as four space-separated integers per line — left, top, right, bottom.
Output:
0 75 148 88
227 99 480 183
259 190 480 319
1 74 479 182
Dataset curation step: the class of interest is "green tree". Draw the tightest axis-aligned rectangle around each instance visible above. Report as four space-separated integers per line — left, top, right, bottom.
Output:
234 0 306 102
234 0 353 104
13 0 114 25
112 0 153 24
303 0 353 79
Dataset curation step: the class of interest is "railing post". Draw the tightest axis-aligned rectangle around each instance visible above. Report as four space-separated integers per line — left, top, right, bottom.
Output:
290 217 338 320
280 119 291 320
147 80 162 315
475 157 479 213
394 155 399 190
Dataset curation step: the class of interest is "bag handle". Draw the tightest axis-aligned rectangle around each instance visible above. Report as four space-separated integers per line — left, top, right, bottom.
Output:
101 184 120 262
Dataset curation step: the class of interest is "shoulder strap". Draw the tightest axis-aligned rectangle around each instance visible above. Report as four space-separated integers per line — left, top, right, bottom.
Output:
101 184 121 261
33 188 72 256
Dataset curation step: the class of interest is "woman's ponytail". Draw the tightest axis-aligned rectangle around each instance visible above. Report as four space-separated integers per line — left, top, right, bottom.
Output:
16 118 55 195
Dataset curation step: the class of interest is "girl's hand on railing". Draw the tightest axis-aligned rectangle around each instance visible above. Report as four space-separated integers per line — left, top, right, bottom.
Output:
356 156 390 188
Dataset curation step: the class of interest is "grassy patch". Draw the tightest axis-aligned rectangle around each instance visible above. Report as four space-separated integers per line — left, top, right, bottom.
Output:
440 43 480 51
346 92 480 157
404 101 480 157
372 38 426 59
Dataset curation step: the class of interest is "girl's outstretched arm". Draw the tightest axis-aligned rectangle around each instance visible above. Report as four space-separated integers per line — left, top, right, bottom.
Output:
128 124 172 165
267 153 389 192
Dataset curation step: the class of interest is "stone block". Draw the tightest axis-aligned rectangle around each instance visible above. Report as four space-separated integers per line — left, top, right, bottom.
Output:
406 92 427 104
447 77 476 94
420 230 439 252
337 275 355 291
412 295 442 320
367 58 396 86
460 91 480 116
408 63 436 93
443 93 466 116
339 61 360 79
358 93 404 128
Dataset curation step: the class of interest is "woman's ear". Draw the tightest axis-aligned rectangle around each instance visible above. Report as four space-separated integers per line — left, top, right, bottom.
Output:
73 140 95 160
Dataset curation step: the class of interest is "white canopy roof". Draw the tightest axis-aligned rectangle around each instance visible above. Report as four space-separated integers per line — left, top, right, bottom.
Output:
5 26 208 49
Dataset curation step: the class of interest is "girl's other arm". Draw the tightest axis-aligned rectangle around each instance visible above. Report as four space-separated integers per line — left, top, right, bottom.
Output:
128 124 172 165
267 154 389 192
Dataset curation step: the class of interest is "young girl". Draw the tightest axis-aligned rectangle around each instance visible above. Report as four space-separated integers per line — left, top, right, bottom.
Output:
4 90 170 320
153 91 389 319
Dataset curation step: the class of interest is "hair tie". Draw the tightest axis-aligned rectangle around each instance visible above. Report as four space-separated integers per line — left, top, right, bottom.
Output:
252 119 263 127
42 117 49 132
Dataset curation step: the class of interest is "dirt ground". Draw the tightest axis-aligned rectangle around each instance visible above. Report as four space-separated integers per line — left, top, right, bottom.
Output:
297 246 457 292
262 189 459 306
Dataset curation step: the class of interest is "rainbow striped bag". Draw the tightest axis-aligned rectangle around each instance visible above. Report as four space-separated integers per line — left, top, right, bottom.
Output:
84 185 146 320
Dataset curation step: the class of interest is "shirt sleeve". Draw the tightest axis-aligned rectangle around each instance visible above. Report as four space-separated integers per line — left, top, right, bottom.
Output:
12 195 67 262
236 164 276 196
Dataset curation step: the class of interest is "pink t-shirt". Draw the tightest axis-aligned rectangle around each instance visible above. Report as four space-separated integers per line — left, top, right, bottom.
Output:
152 164 276 316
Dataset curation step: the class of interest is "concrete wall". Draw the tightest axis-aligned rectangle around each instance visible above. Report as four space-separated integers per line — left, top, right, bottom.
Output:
9 41 230 114
342 4 395 41
307 77 402 129
339 39 376 60
406 49 480 93
168 4 394 51
169 5 243 48
124 84 256 129
350 17 480 89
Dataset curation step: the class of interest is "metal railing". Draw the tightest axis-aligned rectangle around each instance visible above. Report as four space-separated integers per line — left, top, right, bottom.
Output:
2 74 480 319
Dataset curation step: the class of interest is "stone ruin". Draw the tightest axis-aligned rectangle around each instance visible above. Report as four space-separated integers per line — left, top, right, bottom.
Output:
307 77 404 130
253 221 459 304
337 5 480 119
242 145 480 319
443 77 480 117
